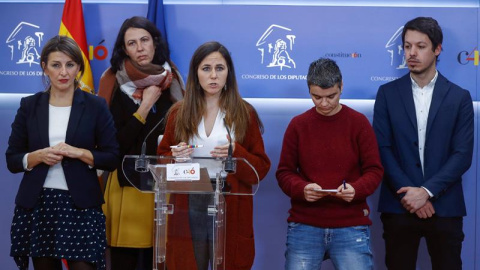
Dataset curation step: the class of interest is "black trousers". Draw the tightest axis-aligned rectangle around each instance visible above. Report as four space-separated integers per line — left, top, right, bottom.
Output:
110 247 153 270
381 213 464 270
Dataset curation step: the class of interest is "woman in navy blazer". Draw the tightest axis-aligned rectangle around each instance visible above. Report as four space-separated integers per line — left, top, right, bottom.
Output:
5 36 119 270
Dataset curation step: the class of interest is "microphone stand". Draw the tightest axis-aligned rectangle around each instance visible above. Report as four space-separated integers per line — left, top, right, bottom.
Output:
135 117 165 172
223 118 236 173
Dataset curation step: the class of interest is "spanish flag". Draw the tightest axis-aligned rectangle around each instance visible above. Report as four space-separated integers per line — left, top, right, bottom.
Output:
59 0 94 94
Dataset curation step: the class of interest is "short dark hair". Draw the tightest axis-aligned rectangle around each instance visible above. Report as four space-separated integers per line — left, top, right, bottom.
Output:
307 58 342 89
110 16 171 72
40 35 84 89
402 17 443 57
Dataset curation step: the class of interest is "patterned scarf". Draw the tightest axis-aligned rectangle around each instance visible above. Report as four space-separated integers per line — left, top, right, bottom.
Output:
115 58 183 105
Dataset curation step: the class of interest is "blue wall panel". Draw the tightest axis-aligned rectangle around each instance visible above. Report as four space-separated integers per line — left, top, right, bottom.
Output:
165 6 477 100
0 94 30 270
0 3 147 93
0 2 478 269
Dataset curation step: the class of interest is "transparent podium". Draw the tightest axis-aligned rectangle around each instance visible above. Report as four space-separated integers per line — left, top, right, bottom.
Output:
122 155 259 270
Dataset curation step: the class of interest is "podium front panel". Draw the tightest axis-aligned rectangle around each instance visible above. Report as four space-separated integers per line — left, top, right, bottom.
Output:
122 155 259 270
122 156 259 195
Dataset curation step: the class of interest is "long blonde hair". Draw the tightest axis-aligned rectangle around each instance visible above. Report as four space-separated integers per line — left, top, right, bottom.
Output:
171 41 263 143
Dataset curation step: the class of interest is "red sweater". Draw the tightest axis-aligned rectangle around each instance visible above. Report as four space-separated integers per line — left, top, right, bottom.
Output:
276 105 383 228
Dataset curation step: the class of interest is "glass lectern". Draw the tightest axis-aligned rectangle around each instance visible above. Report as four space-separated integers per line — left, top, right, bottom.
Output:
122 155 259 270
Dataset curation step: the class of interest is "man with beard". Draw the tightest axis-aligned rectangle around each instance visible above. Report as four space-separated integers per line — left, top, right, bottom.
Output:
373 17 474 270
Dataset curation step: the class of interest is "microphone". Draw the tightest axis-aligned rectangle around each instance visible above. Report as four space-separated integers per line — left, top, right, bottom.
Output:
135 117 165 172
223 118 236 173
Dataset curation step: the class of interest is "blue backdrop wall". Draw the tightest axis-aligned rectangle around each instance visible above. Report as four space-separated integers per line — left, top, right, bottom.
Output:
0 1 478 269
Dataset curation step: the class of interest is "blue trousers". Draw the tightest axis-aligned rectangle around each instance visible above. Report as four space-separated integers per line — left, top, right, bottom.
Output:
285 222 373 270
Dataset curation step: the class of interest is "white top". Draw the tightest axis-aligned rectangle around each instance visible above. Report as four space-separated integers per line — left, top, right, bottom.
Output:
43 105 71 190
190 110 235 178
411 71 437 172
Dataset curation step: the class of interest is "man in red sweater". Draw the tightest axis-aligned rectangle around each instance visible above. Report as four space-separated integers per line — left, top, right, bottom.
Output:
276 58 383 270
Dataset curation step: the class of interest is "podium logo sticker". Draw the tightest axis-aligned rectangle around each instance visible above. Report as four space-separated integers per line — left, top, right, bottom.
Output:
256 24 296 70
166 163 200 181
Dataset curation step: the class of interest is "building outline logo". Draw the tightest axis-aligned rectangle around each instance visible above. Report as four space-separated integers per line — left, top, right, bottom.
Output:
6 22 45 67
256 24 296 70
385 26 407 69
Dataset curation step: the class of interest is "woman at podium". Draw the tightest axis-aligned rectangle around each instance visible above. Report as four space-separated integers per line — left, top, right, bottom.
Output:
157 41 271 270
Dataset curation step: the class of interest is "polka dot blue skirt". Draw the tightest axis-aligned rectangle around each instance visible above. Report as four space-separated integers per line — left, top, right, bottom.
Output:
10 188 106 270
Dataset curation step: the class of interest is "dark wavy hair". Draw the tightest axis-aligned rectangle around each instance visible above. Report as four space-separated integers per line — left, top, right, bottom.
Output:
110 16 171 72
40 35 85 90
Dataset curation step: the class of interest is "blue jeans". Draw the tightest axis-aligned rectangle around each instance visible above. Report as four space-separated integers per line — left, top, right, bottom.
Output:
285 222 373 270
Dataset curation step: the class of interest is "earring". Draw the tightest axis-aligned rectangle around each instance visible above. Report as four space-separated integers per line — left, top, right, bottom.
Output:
224 85 227 91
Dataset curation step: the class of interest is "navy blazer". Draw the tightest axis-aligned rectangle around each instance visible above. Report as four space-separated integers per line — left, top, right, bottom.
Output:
373 73 474 217
6 89 119 209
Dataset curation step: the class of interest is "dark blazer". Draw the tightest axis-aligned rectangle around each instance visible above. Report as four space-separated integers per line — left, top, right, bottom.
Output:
6 89 119 209
373 72 474 217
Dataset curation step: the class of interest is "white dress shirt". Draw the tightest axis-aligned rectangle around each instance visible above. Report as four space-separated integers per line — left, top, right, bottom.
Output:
411 71 438 197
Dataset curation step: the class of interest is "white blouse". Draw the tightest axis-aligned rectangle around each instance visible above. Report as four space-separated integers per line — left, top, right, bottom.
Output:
43 105 71 190
190 110 235 178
